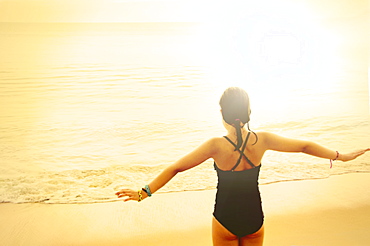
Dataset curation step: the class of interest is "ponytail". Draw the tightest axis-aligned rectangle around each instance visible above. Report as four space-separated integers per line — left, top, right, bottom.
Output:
234 121 258 150
234 119 243 150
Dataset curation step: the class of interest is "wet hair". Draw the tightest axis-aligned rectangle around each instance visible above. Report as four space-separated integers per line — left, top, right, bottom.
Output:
219 87 258 150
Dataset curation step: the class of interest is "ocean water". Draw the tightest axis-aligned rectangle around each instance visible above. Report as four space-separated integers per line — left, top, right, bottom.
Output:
0 22 369 204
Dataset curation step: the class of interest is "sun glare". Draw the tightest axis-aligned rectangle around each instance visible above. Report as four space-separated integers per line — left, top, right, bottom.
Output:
194 1 341 107
259 34 302 64
188 0 349 119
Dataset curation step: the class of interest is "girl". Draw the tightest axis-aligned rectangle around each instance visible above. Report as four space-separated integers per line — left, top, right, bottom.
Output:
116 87 369 246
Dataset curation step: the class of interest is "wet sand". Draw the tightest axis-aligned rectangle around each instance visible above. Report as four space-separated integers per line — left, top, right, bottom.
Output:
1 173 369 246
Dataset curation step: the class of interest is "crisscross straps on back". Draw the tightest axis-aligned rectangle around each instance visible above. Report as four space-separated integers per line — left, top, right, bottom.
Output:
223 132 256 171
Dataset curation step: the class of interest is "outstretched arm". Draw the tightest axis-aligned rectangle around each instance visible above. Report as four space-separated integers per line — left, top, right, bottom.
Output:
115 138 218 202
261 132 370 161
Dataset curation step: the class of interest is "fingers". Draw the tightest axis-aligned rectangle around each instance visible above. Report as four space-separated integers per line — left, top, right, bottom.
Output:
115 189 137 202
357 148 369 156
341 149 369 162
345 149 370 161
124 197 133 202
115 189 131 196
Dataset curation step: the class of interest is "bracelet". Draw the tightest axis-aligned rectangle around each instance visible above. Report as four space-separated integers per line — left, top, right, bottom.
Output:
138 190 143 202
333 151 339 161
144 185 152 197
330 151 339 168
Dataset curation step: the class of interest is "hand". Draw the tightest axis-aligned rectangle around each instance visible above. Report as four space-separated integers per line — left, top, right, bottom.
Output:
340 148 370 162
115 189 140 202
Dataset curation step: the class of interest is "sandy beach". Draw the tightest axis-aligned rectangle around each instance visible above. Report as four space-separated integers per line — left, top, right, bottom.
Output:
1 173 369 246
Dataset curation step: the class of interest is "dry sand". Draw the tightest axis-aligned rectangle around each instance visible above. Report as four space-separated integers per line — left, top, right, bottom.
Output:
1 173 369 246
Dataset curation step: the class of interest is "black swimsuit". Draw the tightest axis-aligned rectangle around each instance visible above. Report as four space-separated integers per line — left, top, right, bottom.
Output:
213 132 264 237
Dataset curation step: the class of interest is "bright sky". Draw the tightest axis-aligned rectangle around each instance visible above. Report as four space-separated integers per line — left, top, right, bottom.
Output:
0 0 368 23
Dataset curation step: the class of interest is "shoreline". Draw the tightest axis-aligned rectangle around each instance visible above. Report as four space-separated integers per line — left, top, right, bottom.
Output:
3 170 370 205
1 173 370 246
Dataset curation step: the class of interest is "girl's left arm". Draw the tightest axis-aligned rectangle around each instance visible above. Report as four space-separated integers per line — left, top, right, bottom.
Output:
116 138 218 202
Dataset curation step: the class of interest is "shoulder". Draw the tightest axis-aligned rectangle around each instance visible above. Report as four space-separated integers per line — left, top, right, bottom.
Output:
205 137 226 147
201 137 227 154
183 137 226 159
